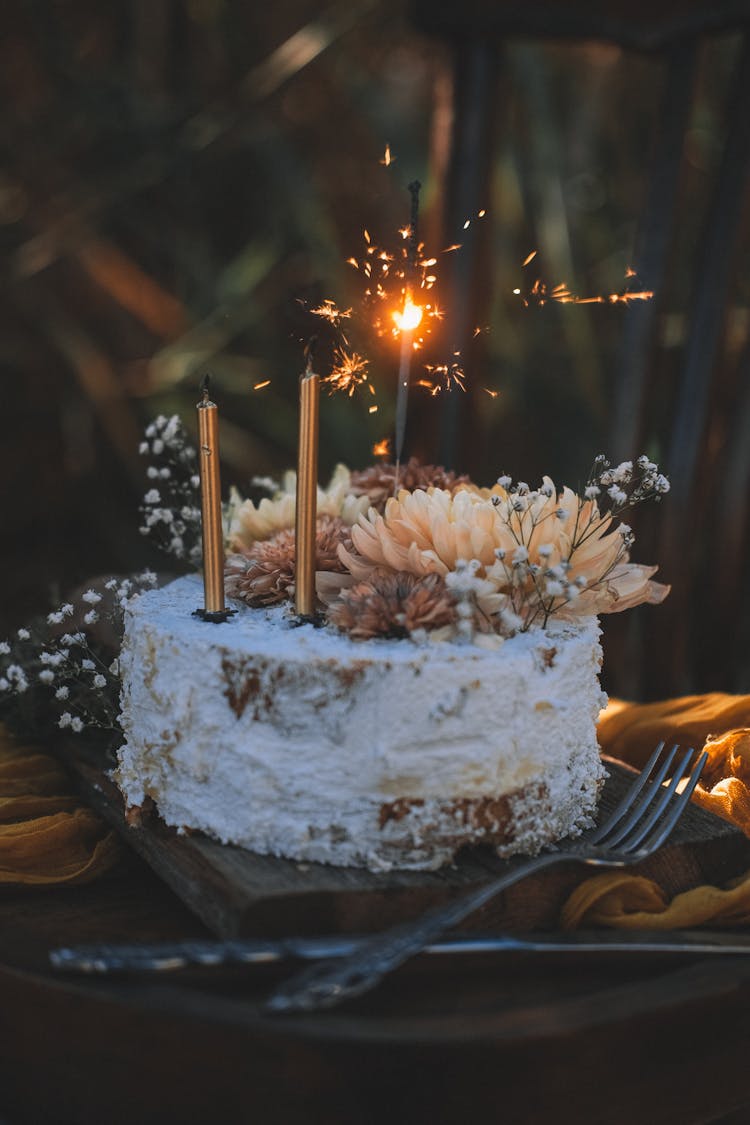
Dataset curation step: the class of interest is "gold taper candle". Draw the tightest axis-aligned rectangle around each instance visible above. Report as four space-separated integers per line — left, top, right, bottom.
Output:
295 352 320 617
196 375 228 620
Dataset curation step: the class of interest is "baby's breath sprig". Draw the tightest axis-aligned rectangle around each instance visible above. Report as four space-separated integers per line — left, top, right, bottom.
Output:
583 453 670 516
0 571 158 744
138 414 202 565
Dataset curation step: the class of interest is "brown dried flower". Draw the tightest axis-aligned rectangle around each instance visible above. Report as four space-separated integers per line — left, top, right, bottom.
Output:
349 458 470 512
225 516 352 607
328 569 457 640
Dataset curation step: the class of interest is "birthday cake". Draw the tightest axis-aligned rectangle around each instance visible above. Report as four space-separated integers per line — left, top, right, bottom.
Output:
115 459 669 871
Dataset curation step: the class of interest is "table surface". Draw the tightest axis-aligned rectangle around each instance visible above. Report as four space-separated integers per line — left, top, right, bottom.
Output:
1 843 750 1125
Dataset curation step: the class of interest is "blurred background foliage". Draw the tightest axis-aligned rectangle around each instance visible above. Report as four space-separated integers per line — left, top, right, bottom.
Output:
1 0 748 694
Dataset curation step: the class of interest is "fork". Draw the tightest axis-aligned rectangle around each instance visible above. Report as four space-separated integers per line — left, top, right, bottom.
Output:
266 742 708 1014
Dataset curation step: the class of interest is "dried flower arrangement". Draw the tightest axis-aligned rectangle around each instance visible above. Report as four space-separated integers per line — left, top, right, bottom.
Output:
0 412 669 738
225 451 671 643
0 573 158 740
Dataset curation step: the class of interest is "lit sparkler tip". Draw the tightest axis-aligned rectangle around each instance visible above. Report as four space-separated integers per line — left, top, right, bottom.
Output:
380 143 394 166
373 438 391 458
393 298 423 332
483 387 500 399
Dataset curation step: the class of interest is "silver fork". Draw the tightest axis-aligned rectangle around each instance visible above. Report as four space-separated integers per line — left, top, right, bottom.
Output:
266 742 708 1014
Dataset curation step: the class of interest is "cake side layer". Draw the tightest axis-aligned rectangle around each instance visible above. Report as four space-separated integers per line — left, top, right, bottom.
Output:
115 576 607 871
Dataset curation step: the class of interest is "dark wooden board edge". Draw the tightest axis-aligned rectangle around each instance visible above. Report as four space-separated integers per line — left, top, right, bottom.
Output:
59 744 750 939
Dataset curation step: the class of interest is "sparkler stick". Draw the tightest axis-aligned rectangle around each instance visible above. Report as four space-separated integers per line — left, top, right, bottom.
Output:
295 339 320 617
394 180 422 489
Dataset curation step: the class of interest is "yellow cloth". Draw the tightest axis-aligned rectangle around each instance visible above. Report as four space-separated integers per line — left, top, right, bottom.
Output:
0 728 121 885
563 695 750 929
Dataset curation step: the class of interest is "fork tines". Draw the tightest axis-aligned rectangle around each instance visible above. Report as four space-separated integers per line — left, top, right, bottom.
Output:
594 742 709 856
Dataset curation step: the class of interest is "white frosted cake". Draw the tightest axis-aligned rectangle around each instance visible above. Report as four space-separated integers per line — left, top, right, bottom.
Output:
115 574 607 871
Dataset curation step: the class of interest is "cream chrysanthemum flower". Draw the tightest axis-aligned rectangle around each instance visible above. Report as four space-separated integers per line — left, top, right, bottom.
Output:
228 464 370 551
337 478 668 630
340 488 516 581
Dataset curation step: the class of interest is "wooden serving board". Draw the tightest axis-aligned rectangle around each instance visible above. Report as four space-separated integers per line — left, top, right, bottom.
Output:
62 746 750 939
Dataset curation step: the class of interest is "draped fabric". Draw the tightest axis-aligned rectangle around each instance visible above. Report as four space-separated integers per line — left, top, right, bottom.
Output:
563 695 750 928
0 729 120 885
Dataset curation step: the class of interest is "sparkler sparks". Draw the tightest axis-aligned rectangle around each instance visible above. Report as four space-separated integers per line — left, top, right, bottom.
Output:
421 362 467 395
324 348 370 396
514 254 654 308
253 379 271 391
309 299 352 327
372 438 391 457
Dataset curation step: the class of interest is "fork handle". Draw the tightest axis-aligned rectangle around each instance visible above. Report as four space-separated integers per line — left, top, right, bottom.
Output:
266 851 564 1013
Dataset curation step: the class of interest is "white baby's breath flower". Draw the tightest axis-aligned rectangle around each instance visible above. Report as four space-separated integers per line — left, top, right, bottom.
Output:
144 489 161 505
39 669 55 684
93 674 107 688
151 439 164 455
655 474 670 494
55 686 69 700
105 579 118 590
607 485 628 506
47 612 64 625
83 610 99 626
58 712 72 729
512 546 529 565
612 461 633 482
584 485 600 499
82 590 102 605
109 659 119 675
70 717 84 733
618 523 632 537
497 475 512 488
0 641 9 656
545 580 564 597
139 441 149 455
81 659 95 671
147 466 159 479
17 628 30 640
0 679 8 691
537 544 553 558
555 507 569 521
190 475 200 489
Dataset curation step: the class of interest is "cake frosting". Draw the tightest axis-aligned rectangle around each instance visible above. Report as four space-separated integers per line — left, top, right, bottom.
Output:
115 575 607 871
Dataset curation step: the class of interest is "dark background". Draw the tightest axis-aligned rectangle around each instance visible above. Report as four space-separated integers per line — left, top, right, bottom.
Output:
1 0 748 697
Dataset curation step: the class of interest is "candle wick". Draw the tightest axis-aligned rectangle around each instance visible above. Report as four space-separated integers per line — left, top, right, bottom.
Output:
200 373 211 403
304 335 318 376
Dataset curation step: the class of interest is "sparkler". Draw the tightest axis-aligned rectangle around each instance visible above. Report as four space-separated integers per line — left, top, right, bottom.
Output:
393 180 422 488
